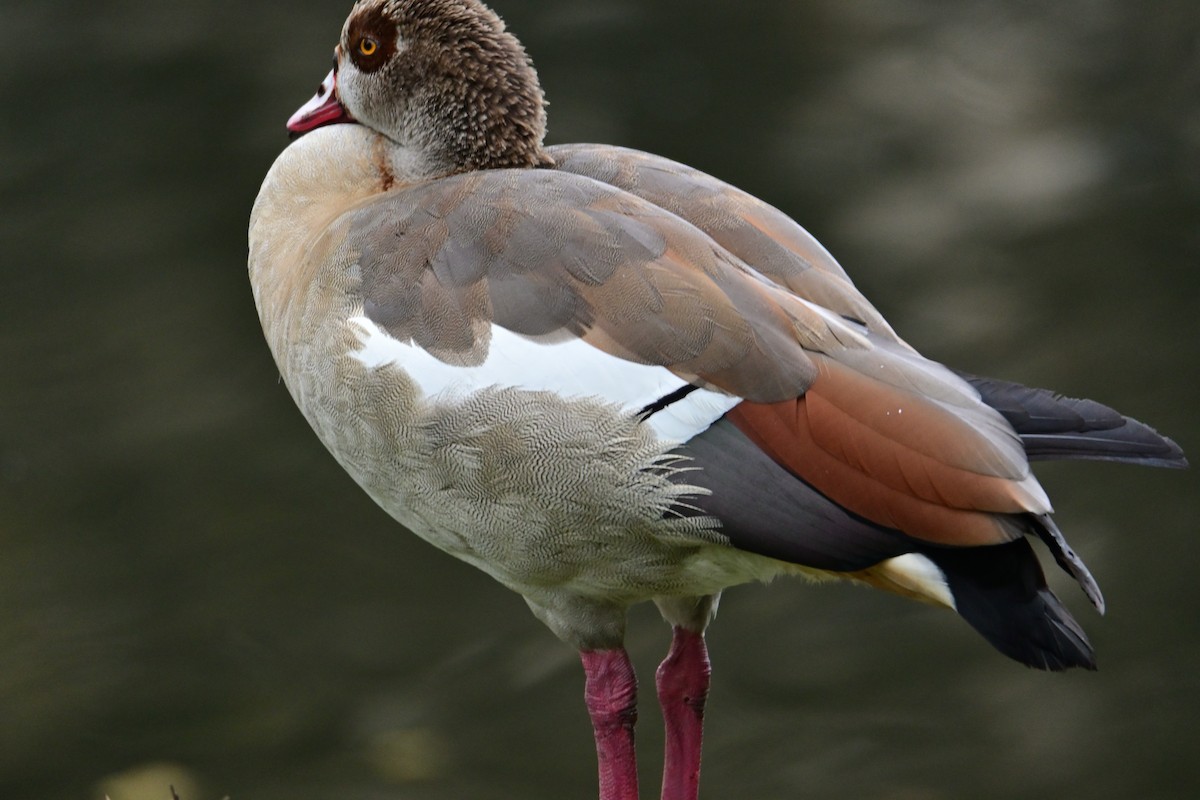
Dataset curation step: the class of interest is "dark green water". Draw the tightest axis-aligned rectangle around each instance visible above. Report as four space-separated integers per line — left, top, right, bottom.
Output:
2 1 1197 798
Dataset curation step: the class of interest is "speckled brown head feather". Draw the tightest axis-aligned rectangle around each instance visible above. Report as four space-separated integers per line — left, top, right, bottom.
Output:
337 0 553 174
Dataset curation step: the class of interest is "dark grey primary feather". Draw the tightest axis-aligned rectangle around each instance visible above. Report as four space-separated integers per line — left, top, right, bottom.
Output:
1030 514 1105 614
964 374 1187 468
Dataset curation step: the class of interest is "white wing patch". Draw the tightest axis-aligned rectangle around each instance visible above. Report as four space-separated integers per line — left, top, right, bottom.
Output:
349 315 739 442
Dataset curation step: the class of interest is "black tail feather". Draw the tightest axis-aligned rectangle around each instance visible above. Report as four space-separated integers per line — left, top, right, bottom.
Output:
924 539 1097 671
1031 514 1105 614
963 374 1187 468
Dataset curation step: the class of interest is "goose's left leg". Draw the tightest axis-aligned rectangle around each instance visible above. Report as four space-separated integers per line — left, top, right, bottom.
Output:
655 596 717 800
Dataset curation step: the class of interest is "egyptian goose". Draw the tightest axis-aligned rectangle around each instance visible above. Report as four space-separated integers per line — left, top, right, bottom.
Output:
248 1 1186 797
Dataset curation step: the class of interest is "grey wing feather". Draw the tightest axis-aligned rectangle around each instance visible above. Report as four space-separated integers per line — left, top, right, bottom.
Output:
548 143 903 343
341 168 836 401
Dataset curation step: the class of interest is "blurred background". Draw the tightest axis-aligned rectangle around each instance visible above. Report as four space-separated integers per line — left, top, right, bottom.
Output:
2 0 1197 798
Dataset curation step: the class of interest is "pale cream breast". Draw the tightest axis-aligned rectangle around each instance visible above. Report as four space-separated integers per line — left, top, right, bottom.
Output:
249 125 419 358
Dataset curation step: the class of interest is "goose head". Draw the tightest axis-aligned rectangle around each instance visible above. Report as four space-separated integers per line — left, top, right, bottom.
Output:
287 0 552 177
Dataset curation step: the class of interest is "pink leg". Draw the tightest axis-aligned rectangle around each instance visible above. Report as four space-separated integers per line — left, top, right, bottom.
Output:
580 648 640 800
656 627 710 800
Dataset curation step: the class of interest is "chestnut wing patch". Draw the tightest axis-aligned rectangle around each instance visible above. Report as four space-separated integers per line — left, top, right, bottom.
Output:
727 348 1053 548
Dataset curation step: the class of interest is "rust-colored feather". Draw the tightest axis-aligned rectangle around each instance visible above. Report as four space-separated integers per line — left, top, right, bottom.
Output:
727 354 1050 547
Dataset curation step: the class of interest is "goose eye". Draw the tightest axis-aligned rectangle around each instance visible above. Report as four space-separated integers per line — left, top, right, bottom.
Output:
358 37 378 56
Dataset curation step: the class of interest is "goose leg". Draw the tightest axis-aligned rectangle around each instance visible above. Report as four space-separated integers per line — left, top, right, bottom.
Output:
581 647 640 800
656 626 711 800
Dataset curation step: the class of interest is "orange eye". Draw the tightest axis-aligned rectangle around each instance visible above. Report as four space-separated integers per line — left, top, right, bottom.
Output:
358 38 378 56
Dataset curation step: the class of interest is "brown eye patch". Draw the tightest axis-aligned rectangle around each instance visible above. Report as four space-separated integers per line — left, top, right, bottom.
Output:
346 4 397 73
